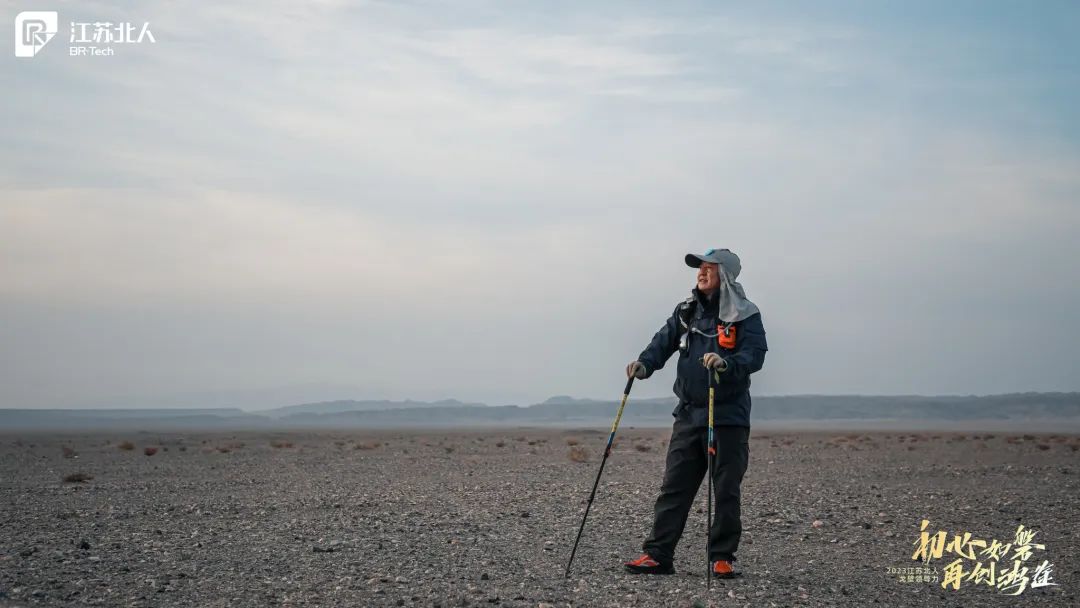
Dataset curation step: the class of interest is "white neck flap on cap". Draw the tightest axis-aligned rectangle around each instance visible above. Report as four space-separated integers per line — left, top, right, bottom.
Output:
714 264 760 324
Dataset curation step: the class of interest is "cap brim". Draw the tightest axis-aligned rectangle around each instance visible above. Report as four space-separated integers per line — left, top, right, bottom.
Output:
685 253 705 268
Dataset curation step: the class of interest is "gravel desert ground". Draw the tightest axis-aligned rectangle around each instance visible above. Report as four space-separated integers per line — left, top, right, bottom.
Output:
2 428 1076 607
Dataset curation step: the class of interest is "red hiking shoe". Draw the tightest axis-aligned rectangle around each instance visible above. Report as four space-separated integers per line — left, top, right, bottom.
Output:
711 559 741 578
624 553 674 575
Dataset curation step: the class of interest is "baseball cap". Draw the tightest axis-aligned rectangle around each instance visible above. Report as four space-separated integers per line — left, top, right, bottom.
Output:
685 248 741 278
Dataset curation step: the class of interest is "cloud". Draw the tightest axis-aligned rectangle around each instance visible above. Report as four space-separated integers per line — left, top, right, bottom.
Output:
0 187 613 317
1 1 1078 407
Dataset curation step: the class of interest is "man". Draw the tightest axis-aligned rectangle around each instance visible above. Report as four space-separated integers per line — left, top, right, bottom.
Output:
623 248 768 578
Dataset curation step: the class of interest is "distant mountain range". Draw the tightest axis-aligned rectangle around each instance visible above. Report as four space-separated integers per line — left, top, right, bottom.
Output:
1 392 1078 431
262 398 486 418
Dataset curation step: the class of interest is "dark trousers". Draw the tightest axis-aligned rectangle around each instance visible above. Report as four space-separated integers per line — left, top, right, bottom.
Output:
642 413 749 564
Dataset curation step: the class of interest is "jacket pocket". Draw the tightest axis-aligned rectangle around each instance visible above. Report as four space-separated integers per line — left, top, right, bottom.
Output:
671 401 686 417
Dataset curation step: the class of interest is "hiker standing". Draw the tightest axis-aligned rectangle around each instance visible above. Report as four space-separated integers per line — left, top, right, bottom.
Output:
623 248 768 578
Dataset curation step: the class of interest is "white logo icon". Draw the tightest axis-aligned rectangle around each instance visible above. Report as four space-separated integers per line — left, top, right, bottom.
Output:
15 11 58 57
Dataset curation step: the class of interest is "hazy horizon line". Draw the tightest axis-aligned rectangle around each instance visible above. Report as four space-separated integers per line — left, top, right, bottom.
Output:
2 389 1077 412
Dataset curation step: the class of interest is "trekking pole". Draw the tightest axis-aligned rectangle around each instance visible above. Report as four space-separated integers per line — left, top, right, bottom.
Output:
564 376 635 578
706 369 716 591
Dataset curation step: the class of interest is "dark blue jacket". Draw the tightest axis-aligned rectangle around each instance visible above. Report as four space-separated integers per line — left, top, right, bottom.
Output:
637 289 768 427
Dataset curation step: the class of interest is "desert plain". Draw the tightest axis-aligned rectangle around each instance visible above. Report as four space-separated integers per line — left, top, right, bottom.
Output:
1 427 1077 607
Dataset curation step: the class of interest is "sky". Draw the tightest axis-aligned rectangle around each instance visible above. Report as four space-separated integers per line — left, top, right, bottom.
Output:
2 1 1079 409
